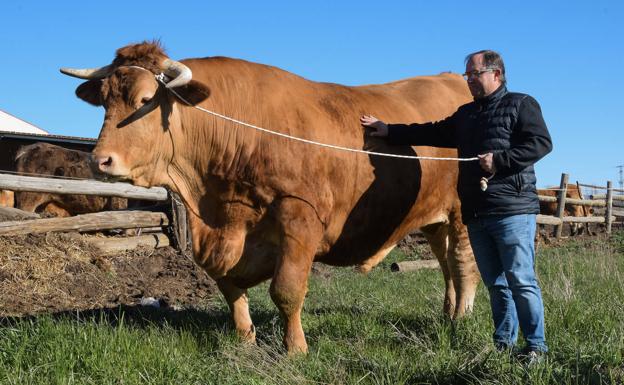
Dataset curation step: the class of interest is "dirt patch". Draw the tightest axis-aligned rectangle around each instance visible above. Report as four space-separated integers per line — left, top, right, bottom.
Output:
0 228 437 317
0 233 216 317
396 231 434 259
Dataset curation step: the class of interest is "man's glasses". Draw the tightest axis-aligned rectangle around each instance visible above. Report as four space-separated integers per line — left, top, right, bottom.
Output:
462 68 497 80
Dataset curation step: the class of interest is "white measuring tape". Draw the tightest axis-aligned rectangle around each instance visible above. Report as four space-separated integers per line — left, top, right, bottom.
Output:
152 74 479 162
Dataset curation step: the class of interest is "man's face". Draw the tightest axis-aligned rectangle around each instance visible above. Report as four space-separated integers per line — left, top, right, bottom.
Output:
464 53 501 99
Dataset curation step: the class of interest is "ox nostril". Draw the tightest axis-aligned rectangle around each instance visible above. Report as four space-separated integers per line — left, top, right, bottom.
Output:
97 156 113 171
92 152 127 176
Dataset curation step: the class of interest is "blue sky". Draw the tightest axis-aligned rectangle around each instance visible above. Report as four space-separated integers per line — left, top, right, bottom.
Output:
1 1 622 188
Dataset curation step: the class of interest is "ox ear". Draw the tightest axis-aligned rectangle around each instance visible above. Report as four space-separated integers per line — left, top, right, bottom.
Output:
76 80 103 106
169 80 211 106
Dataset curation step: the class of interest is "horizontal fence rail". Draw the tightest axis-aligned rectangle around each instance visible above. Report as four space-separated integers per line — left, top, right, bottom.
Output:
578 183 624 193
536 214 615 226
0 173 168 201
0 173 193 254
589 194 624 201
0 210 169 236
538 195 606 207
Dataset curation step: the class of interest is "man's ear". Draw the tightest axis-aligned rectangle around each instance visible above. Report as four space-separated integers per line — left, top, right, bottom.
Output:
169 80 211 106
76 80 103 106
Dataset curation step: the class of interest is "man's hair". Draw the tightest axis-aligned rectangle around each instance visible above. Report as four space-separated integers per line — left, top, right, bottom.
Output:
465 50 506 85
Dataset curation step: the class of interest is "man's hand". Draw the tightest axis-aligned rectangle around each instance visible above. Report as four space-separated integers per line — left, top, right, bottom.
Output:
478 153 496 173
360 115 389 137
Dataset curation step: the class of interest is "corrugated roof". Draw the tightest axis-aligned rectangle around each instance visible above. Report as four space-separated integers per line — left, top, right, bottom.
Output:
0 131 96 146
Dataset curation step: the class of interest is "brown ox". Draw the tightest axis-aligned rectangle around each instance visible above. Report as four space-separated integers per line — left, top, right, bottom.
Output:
61 41 480 354
537 184 593 235
15 142 127 216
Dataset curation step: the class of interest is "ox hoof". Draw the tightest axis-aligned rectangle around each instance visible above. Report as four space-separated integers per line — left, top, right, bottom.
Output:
237 325 257 345
443 299 456 319
355 264 373 274
285 344 308 356
451 301 473 320
284 336 308 355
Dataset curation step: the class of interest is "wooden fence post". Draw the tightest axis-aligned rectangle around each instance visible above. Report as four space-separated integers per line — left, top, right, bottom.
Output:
606 181 613 234
170 192 189 252
576 180 591 235
554 173 569 238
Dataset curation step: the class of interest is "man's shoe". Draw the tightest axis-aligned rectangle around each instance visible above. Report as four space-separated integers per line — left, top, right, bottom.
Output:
516 348 546 367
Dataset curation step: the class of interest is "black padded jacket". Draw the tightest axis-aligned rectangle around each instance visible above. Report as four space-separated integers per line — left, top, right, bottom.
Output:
387 85 553 224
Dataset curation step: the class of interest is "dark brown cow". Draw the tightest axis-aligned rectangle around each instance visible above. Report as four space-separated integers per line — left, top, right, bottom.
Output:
537 184 593 235
61 41 481 354
15 142 127 216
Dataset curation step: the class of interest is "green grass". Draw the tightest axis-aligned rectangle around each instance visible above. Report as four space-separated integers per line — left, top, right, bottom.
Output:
1 232 624 384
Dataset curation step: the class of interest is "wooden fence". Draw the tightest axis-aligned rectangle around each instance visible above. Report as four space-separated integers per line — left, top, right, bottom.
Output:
0 173 189 254
1 171 621 252
537 173 624 238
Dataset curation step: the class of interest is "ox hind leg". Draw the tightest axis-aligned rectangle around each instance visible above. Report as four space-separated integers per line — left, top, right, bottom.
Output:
270 199 323 354
420 222 456 317
445 209 480 318
420 212 480 319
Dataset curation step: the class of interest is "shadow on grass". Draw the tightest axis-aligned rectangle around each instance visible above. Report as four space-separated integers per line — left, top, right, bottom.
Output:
0 305 282 349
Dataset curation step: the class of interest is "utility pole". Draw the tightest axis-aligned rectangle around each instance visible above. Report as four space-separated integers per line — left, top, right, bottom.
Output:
617 165 624 193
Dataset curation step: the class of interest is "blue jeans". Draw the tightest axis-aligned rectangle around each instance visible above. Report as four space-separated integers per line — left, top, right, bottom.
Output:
467 214 548 352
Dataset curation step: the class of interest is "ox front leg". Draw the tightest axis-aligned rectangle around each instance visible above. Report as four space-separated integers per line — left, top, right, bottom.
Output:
217 278 256 344
270 199 323 355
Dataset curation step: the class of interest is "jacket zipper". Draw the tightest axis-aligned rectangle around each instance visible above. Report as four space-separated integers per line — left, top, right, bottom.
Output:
515 174 522 195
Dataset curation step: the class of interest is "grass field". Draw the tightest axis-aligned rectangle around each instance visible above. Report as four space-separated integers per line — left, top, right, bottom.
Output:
0 231 623 384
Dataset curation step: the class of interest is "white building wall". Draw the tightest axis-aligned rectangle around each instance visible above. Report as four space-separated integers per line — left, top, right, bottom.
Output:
0 110 48 135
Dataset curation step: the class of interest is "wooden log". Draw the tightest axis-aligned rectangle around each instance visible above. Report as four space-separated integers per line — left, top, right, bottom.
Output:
0 207 41 221
538 195 606 207
613 209 624 217
554 173 568 238
0 173 168 201
562 216 611 223
579 184 624 192
589 194 624 201
537 215 612 225
0 210 168 236
606 181 613 234
390 260 439 272
537 215 563 226
88 233 170 255
137 226 164 233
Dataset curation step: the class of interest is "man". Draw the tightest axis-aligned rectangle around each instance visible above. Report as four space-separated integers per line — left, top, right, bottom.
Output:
361 50 552 359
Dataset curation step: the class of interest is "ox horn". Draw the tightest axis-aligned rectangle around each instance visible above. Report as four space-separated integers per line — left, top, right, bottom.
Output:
161 58 192 88
59 65 114 80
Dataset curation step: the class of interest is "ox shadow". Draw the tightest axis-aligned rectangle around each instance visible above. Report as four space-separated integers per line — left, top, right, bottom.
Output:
0 305 280 349
320 135 422 265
